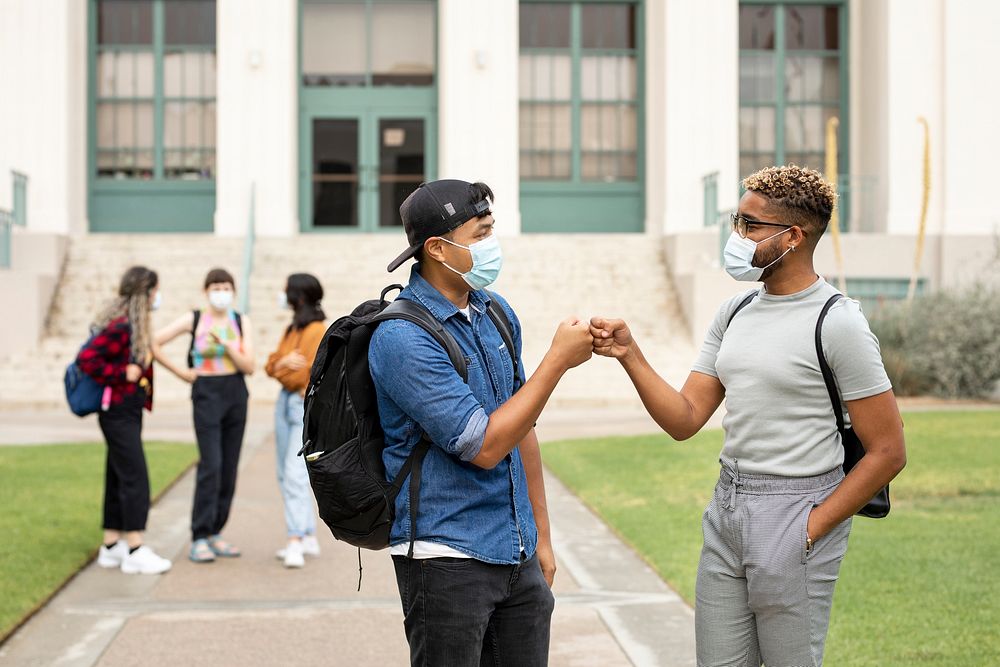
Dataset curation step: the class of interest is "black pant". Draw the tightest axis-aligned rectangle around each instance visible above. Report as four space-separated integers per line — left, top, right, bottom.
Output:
98 389 150 532
190 374 248 540
392 553 555 667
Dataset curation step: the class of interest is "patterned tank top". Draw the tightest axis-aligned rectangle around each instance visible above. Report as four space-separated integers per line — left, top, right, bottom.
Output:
191 309 243 374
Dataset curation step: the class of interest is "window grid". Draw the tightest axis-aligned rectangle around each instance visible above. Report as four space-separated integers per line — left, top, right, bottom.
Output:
519 1 640 184
93 0 216 181
739 1 848 224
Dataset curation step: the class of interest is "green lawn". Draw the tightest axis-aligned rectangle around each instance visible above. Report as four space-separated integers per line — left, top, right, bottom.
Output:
0 441 197 641
543 410 1000 667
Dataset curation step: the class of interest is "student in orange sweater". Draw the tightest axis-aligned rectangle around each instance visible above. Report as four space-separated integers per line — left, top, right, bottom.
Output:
265 273 326 568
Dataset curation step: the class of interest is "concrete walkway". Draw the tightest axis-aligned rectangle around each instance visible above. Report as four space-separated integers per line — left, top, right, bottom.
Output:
0 404 696 667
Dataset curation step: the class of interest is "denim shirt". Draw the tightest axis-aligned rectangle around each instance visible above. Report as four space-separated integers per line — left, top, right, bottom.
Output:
368 265 535 564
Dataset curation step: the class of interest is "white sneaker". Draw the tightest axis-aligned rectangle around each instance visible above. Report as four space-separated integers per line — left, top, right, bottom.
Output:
275 535 321 560
120 545 172 575
97 540 128 568
283 540 305 569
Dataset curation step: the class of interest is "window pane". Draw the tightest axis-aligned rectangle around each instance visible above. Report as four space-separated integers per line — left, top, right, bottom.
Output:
581 104 636 151
739 54 776 103
302 1 366 86
522 151 571 180
136 102 154 147
98 0 152 45
97 52 116 97
379 119 426 227
204 102 216 148
519 54 572 100
786 5 839 50
116 104 135 148
581 55 636 101
372 2 435 86
97 103 115 148
520 3 571 49
519 103 571 150
165 0 216 46
164 102 183 148
164 51 183 97
581 4 635 49
184 103 204 148
739 5 774 50
184 51 205 97
740 153 776 178
739 106 776 152
785 152 826 170
785 106 838 152
786 55 839 102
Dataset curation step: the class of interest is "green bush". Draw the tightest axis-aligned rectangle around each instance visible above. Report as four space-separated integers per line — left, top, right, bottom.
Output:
870 285 1000 398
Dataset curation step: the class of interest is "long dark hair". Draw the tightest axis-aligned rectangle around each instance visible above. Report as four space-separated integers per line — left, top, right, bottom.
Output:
93 266 159 364
286 273 325 332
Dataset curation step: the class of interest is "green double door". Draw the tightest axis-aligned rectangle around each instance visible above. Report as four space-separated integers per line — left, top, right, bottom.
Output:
300 105 436 232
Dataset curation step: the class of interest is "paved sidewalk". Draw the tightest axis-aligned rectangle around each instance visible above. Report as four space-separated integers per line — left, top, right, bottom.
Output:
0 405 696 667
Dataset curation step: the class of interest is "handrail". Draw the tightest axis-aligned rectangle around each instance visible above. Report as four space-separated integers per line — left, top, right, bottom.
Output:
0 170 28 269
238 182 255 314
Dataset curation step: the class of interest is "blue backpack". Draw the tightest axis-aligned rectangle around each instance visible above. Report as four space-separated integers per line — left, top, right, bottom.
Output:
64 334 104 417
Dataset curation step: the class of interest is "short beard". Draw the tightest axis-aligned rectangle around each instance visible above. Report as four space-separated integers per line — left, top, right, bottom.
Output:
753 238 788 282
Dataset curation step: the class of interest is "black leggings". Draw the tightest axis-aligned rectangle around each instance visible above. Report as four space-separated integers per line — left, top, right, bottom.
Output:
98 390 150 532
190 374 248 541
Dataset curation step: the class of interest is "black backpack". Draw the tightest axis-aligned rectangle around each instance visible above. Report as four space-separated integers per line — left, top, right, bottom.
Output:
300 284 518 558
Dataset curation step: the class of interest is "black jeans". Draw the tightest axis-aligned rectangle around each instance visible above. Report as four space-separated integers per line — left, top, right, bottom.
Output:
392 553 555 667
190 374 248 540
97 389 150 531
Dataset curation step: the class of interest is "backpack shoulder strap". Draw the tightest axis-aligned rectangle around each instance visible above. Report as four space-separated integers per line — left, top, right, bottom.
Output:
485 296 520 389
233 311 243 336
374 298 469 383
187 310 201 369
815 294 847 434
726 290 759 329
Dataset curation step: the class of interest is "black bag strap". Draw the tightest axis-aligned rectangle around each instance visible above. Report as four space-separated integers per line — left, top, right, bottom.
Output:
815 294 847 434
373 299 469 382
392 439 430 559
187 310 201 368
485 296 521 389
726 291 759 329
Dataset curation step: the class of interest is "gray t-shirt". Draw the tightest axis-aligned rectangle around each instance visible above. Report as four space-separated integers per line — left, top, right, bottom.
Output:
692 277 892 477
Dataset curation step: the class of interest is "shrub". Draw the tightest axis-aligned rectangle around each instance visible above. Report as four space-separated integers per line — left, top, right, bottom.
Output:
870 285 1000 398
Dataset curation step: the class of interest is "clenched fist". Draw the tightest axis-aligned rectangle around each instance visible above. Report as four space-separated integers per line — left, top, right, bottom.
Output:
549 317 594 370
590 317 634 360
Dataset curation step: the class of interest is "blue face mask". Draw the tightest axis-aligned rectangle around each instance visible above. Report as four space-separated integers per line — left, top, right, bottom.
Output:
437 235 504 291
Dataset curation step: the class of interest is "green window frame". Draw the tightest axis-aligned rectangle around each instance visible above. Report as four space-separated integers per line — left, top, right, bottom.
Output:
297 0 438 233
88 0 216 232
739 1 849 226
519 0 645 233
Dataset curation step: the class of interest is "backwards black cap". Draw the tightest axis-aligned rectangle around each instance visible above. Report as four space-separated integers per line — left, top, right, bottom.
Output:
386 179 492 272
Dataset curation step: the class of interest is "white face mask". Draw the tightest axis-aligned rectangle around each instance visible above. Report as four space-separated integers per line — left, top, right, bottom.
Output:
151 292 162 311
723 228 793 282
437 235 504 291
278 292 289 310
208 289 234 310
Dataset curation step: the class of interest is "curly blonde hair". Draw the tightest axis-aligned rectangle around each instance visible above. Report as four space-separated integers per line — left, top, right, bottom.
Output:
743 164 837 242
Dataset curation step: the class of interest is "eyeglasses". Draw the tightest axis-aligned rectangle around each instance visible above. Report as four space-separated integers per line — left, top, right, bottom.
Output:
730 212 792 239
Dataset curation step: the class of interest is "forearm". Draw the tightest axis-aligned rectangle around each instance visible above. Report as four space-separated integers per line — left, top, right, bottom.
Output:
619 344 700 440
520 430 552 545
810 439 906 539
151 344 189 381
473 354 566 468
227 347 256 375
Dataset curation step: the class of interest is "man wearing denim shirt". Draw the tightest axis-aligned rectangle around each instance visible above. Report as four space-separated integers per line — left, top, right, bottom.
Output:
369 179 593 666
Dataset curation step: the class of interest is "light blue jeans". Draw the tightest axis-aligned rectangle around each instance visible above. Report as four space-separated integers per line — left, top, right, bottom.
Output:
274 389 316 538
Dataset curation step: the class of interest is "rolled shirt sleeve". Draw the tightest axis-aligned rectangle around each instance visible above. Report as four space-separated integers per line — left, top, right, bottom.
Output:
822 299 893 401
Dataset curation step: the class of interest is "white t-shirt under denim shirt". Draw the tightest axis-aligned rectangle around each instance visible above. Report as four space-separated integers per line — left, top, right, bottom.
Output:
692 277 892 477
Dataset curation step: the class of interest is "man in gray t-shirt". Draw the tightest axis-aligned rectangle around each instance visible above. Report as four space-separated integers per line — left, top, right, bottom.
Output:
590 165 906 667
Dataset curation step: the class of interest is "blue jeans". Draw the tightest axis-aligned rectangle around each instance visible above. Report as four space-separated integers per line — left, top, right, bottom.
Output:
274 389 316 538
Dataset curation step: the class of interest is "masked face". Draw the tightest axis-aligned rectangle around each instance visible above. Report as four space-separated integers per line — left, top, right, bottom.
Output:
723 227 793 282
208 289 234 310
436 235 504 291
